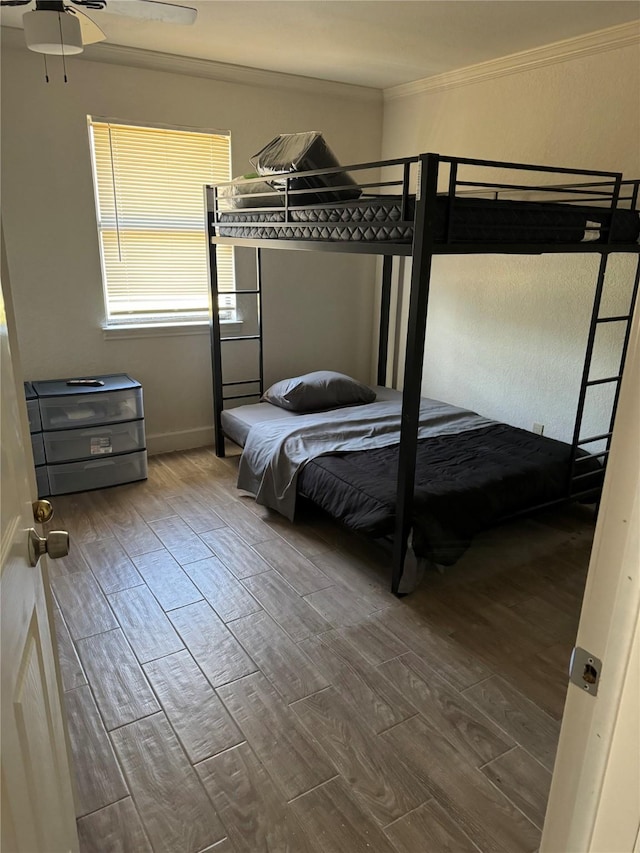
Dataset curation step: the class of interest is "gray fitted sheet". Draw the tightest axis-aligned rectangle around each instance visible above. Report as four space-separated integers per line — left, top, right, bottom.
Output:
221 403 297 447
221 386 401 447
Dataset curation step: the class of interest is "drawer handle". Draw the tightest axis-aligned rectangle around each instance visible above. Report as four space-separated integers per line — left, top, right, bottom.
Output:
84 459 116 469
81 428 113 436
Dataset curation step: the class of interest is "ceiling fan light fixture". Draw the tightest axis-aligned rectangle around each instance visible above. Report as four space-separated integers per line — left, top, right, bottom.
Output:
23 9 83 55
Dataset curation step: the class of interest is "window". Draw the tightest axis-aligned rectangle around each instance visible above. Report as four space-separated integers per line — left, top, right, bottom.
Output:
88 118 235 327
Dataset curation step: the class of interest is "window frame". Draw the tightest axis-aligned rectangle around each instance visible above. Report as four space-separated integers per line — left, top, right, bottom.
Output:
87 116 234 331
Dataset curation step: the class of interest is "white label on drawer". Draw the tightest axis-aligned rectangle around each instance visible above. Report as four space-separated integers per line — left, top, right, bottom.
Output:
91 436 113 455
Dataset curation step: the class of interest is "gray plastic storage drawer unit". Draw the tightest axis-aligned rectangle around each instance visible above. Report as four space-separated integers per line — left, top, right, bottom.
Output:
24 381 48 497
24 381 42 433
31 374 147 496
31 433 45 466
35 466 49 498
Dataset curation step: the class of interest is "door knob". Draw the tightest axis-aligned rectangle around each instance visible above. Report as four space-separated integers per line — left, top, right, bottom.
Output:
28 528 69 567
32 499 54 524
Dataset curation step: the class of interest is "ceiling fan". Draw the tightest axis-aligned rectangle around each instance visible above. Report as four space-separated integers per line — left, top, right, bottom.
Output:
0 0 197 56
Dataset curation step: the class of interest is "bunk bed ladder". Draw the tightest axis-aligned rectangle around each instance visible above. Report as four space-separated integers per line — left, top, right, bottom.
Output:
568 252 640 499
207 197 264 457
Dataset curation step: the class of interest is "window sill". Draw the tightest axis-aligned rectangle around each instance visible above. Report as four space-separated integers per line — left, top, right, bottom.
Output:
102 320 242 340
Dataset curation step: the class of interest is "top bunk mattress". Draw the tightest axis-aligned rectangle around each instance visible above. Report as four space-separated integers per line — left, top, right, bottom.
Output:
215 194 640 246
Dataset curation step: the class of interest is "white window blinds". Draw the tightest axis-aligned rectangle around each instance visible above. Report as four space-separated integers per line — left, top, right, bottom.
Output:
89 119 233 325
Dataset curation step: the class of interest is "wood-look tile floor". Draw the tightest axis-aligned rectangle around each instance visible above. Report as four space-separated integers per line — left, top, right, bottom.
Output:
47 446 595 853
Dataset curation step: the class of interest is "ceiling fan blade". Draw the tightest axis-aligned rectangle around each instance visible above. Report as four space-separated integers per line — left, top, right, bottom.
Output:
71 7 106 44
101 0 196 25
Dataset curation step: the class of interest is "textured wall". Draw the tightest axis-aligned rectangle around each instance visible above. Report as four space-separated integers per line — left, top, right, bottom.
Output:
1 35 382 451
381 43 640 443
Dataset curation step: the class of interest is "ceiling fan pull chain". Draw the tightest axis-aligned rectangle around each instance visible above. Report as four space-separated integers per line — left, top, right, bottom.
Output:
42 52 49 82
57 10 68 81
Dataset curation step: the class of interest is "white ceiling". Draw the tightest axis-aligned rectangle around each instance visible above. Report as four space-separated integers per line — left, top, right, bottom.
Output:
2 0 639 89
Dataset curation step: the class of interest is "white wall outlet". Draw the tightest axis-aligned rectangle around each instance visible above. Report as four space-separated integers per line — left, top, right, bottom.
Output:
533 422 545 435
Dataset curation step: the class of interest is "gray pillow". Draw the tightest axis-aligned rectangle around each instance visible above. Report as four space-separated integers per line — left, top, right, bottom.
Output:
261 371 376 413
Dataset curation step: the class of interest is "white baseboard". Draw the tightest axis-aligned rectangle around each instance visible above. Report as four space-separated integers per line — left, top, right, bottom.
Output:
146 426 214 456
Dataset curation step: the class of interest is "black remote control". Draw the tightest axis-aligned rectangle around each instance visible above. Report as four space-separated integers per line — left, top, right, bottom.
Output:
66 379 105 387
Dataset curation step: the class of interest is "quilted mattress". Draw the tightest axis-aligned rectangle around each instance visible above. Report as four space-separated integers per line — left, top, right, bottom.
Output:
215 194 640 245
217 195 413 242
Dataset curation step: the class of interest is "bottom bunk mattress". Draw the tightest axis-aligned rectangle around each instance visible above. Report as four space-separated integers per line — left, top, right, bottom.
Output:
297 423 603 566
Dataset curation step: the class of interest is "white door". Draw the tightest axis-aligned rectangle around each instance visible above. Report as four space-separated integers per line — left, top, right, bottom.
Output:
541 306 639 852
0 230 79 852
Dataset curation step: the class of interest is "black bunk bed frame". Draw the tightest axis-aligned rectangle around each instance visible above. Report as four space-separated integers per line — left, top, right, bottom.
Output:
205 152 640 595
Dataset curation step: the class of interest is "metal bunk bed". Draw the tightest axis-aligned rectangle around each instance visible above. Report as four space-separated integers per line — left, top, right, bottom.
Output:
205 152 640 594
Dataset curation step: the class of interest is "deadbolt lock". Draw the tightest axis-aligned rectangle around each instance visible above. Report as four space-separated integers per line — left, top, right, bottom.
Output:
32 499 54 524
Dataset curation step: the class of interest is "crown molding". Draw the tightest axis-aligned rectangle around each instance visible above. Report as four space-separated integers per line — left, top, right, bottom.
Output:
0 25 380 102
384 20 640 102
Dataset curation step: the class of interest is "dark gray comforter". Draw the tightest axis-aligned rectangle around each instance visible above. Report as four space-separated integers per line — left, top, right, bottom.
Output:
234 394 602 567
298 423 603 565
